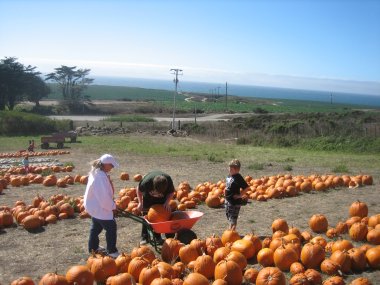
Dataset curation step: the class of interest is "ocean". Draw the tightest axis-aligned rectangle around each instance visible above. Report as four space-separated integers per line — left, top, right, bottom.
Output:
93 76 380 107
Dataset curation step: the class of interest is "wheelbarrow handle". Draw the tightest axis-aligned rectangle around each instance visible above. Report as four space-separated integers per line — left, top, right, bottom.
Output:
116 208 149 225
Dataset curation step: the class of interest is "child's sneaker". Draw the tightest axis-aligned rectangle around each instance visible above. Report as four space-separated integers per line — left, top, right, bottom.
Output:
96 246 106 253
140 238 148 246
108 251 120 259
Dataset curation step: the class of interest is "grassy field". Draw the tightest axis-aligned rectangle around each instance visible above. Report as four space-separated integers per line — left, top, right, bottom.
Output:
2 135 379 177
46 83 379 114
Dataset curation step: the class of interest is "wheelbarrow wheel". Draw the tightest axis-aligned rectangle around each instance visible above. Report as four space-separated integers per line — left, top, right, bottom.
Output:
164 233 175 239
176 229 197 245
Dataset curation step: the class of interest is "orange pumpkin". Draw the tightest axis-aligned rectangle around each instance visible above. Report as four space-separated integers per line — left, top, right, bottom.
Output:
183 272 209 285
38 273 69 285
308 214 328 233
255 267 286 285
10 277 35 285
147 204 171 223
349 201 369 218
214 260 242 285
65 265 94 285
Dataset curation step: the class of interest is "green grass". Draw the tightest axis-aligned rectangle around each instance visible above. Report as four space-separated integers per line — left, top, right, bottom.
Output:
103 115 155 122
48 84 177 102
46 83 379 114
248 162 265 170
1 135 379 176
332 164 350 173
283 164 293 171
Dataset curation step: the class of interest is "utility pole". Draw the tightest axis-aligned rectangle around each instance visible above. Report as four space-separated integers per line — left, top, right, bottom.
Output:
330 93 333 104
170 68 183 130
225 82 228 111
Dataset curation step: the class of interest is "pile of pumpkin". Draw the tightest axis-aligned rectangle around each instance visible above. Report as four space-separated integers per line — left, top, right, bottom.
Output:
116 182 198 215
1 164 74 175
0 173 90 191
0 193 90 231
0 150 70 158
8 200 380 285
174 174 374 209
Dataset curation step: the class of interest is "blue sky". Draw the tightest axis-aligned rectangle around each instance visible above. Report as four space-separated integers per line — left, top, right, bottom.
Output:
1 0 380 95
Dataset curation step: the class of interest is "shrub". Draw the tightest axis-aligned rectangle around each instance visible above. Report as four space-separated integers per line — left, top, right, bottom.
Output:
248 163 265 170
283 165 293 171
332 164 350 173
0 111 70 135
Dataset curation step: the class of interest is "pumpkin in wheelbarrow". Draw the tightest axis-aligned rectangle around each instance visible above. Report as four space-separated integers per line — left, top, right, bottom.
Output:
147 204 171 223
170 211 189 221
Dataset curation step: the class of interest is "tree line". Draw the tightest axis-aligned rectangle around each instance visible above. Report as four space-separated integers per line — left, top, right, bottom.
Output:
0 57 93 111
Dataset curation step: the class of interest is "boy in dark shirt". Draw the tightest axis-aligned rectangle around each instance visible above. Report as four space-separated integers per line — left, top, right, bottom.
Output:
224 159 249 230
137 170 175 245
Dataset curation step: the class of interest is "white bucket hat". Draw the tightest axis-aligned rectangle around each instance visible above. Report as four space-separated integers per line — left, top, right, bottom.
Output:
100 154 119 168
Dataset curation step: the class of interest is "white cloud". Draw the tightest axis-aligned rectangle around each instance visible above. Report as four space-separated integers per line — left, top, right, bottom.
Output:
21 57 380 96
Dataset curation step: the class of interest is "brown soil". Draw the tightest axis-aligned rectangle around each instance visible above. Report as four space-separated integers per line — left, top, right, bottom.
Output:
0 136 379 284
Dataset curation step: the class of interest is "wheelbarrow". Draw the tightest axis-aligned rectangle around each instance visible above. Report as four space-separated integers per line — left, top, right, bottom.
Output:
117 209 204 252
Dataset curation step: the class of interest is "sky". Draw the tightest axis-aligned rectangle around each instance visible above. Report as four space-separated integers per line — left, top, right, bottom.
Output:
1 0 380 95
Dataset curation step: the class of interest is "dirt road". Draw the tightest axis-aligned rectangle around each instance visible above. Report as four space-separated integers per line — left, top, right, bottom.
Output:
49 113 252 122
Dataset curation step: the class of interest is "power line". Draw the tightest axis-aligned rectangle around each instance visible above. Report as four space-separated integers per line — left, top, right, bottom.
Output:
170 68 183 130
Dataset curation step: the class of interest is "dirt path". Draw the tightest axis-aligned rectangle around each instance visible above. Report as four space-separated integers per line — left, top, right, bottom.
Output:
48 113 252 122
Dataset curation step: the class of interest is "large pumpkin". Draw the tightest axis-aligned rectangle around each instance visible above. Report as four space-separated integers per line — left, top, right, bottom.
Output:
38 273 69 285
22 215 42 230
88 255 117 282
10 277 35 285
193 253 216 279
214 260 242 285
330 250 352 274
106 272 135 285
300 242 325 269
183 272 209 285
231 239 256 259
365 246 380 269
138 266 161 285
226 250 247 271
366 229 380 245
255 267 286 285
273 245 298 271
147 204 171 223
127 256 149 281
350 277 373 285
65 265 94 285
0 210 14 227
349 201 368 218
161 238 183 263
349 222 368 242
179 244 200 265
271 218 289 233
308 214 328 233
115 253 132 273
348 247 367 272
257 248 275 267
221 229 240 245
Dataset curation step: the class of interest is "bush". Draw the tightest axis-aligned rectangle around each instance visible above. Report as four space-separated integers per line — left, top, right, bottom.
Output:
0 111 71 135
248 162 265 170
283 164 293 171
332 164 350 173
